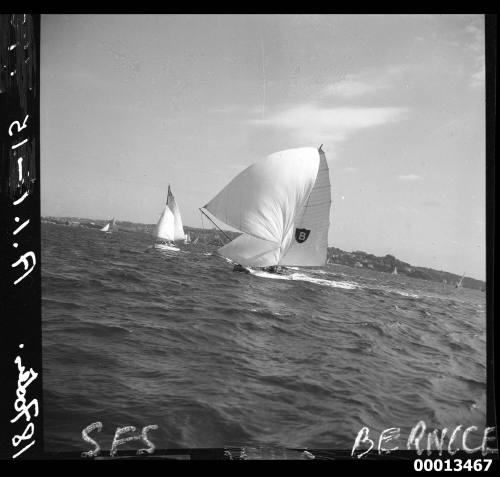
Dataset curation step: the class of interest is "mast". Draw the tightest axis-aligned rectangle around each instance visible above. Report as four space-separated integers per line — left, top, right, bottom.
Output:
199 207 232 242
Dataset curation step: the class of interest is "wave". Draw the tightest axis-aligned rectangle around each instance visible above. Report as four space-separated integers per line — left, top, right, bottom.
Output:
41 223 487 451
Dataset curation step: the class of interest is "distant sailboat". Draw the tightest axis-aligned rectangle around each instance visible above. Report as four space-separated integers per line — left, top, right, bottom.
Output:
455 273 465 288
392 266 398 275
153 185 185 251
100 218 116 233
200 146 331 273
184 232 191 244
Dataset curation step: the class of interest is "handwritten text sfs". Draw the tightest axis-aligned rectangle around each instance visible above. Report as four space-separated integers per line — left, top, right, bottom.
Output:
82 422 159 458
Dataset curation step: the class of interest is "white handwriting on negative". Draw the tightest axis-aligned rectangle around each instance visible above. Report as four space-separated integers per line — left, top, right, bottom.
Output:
9 114 36 286
81 422 158 458
12 251 36 285
351 421 497 459
11 350 39 459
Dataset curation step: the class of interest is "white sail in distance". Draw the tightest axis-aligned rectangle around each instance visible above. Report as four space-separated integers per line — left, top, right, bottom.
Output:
153 186 185 242
153 203 175 241
101 217 115 232
167 186 185 241
203 147 332 267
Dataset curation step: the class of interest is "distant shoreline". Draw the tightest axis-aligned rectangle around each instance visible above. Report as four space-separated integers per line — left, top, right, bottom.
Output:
41 216 486 291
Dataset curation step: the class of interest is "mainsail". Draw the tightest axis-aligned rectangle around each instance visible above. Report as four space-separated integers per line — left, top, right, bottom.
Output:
202 147 331 267
167 185 185 241
154 186 185 242
153 204 175 241
100 218 115 233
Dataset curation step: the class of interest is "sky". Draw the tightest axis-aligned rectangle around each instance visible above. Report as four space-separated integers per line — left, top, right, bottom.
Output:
41 14 486 280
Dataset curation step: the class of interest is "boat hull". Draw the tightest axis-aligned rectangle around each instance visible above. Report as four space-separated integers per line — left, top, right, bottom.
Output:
233 264 292 276
154 243 180 252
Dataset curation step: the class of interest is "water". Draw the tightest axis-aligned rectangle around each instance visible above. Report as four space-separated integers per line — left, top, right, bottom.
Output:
42 223 487 452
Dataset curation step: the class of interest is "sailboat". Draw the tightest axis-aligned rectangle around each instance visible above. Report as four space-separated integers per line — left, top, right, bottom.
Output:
184 232 191 244
200 146 331 273
100 218 116 233
455 273 465 288
153 185 185 251
392 266 398 275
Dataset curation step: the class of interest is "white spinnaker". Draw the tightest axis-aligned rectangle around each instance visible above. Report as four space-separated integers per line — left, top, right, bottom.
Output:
280 149 331 266
154 205 175 241
205 147 324 267
167 187 185 241
217 233 281 267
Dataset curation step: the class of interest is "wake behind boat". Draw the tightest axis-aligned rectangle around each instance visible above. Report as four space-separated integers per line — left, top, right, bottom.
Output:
153 185 185 252
200 146 332 275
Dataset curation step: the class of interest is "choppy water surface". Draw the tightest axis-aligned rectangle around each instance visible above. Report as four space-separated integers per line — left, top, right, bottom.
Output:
42 223 486 451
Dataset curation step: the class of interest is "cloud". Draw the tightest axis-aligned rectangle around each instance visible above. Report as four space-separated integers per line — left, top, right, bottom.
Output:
470 62 485 90
465 17 485 90
249 103 407 150
320 77 382 99
398 174 421 181
319 65 408 99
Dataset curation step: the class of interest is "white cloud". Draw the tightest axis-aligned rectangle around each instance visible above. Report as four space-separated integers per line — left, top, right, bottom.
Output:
465 17 485 90
320 77 381 98
249 103 407 150
319 65 408 99
398 174 421 181
470 61 485 90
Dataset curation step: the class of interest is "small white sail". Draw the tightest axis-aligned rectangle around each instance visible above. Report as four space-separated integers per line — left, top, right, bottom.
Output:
204 147 331 267
153 205 175 241
167 186 185 241
100 223 110 232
